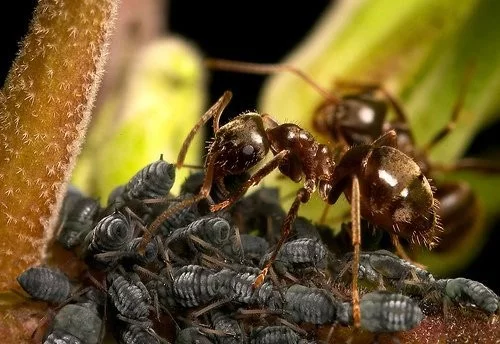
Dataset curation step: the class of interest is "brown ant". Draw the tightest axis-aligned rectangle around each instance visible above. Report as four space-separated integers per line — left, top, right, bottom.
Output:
140 87 440 328
205 58 500 261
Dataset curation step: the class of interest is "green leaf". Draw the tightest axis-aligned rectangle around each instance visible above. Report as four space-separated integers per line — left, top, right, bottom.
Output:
258 0 500 275
72 37 207 201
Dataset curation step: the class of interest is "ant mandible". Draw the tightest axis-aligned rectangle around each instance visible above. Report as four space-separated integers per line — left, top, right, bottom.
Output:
141 86 440 328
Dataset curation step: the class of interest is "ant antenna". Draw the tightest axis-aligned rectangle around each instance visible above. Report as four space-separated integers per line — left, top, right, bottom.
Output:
205 58 340 104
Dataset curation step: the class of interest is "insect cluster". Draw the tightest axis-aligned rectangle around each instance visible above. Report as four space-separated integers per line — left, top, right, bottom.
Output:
17 152 499 343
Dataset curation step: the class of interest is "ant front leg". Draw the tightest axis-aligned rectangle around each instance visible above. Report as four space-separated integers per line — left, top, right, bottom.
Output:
350 175 362 329
177 91 232 169
209 150 290 212
254 182 314 288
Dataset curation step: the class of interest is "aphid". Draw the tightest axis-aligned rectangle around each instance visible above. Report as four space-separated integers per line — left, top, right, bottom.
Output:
346 291 424 332
43 287 105 344
263 237 328 276
43 330 83 344
165 215 232 247
210 310 246 344
435 277 499 314
283 284 339 325
175 327 214 344
93 237 159 267
17 265 71 304
215 268 282 310
338 249 434 292
107 271 151 322
115 157 176 205
165 215 240 260
117 323 160 344
58 196 101 249
239 234 269 264
85 211 134 255
249 326 302 344
170 265 220 308
229 186 286 237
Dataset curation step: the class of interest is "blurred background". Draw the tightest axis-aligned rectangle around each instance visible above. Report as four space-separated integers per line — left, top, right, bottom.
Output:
2 0 498 292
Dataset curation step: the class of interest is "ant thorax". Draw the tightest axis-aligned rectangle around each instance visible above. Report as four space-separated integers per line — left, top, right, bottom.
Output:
265 123 335 184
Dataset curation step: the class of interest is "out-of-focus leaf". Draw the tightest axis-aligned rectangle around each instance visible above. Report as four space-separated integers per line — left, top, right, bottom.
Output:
258 0 500 275
72 37 207 201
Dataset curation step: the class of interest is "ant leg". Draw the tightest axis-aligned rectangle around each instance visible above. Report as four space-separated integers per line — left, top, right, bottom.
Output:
254 186 312 288
319 204 330 225
432 158 500 174
140 152 220 251
177 90 232 168
421 65 475 154
351 175 361 329
205 58 339 104
209 150 289 212
390 234 426 270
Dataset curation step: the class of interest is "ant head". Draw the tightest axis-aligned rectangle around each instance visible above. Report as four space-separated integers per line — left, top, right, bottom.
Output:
209 113 270 175
313 94 388 146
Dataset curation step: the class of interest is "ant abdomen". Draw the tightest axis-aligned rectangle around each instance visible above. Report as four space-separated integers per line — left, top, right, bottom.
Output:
332 142 440 248
314 94 388 146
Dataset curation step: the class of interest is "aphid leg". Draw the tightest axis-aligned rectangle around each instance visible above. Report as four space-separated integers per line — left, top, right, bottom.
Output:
421 64 475 154
205 58 339 104
210 150 290 212
177 90 232 168
390 234 426 270
254 186 312 288
351 175 361 329
188 234 229 260
190 298 232 319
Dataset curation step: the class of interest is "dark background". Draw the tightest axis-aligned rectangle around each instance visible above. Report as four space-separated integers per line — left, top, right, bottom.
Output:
3 1 498 292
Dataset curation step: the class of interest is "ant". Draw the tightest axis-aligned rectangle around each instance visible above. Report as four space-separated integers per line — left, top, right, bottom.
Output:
140 88 440 328
205 58 500 260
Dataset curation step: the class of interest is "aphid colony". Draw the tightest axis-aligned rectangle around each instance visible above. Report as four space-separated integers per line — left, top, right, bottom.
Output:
17 158 499 344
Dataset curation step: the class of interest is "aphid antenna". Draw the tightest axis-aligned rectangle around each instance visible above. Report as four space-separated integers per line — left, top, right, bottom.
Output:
190 297 233 319
187 233 230 261
133 265 169 284
199 252 232 270
146 327 173 344
276 317 308 336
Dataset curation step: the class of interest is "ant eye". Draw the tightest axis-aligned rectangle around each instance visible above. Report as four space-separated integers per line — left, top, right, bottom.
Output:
242 144 255 156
